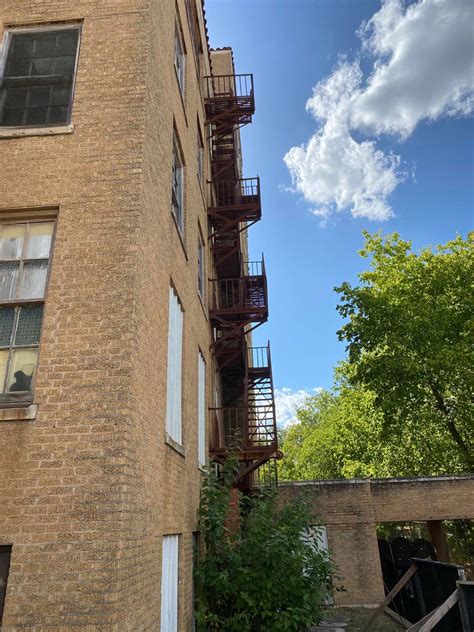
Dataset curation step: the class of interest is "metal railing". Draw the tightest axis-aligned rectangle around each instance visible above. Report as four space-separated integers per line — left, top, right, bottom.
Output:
208 178 260 210
211 275 266 314
205 74 254 100
247 344 270 370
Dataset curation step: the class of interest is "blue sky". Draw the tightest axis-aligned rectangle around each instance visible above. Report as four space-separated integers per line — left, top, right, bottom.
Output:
205 0 474 425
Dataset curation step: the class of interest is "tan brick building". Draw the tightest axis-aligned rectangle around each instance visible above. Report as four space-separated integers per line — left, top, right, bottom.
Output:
0 1 277 629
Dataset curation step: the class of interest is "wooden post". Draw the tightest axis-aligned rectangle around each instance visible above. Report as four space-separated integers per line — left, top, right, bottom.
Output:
427 520 450 563
417 590 459 632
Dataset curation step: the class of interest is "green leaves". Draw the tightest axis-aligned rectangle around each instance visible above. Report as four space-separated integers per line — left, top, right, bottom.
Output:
280 231 473 482
194 462 334 631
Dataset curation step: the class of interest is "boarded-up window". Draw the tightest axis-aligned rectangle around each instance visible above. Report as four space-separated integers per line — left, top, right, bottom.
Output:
198 351 206 466
161 535 179 632
0 28 80 127
166 287 183 444
0 545 12 625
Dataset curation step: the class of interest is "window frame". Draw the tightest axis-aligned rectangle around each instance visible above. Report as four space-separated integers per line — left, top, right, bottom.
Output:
0 23 82 129
197 232 205 300
173 21 186 98
0 218 56 407
171 133 185 235
196 123 204 187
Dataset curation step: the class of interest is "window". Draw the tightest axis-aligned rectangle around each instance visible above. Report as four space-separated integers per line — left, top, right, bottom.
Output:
197 127 204 185
185 0 203 77
0 27 80 127
166 286 184 444
198 352 206 467
197 234 205 299
161 535 179 632
174 23 185 96
0 545 12 625
171 136 184 233
0 221 54 404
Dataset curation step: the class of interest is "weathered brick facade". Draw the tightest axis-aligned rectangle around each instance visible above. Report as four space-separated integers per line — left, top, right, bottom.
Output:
0 1 226 629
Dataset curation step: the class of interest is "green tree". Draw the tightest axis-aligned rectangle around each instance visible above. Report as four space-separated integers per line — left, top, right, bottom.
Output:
279 376 466 481
194 461 334 632
335 231 473 471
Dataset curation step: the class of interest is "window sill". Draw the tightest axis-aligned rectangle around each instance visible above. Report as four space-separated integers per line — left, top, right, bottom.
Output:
0 404 37 422
165 434 186 458
0 124 74 139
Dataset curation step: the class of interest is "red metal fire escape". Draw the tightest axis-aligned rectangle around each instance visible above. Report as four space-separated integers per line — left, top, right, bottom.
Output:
205 73 279 489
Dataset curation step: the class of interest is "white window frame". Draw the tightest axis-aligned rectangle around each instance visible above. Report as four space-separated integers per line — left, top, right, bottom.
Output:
171 135 184 234
0 24 81 129
161 535 179 632
198 351 206 467
165 286 184 445
197 233 205 299
174 22 186 97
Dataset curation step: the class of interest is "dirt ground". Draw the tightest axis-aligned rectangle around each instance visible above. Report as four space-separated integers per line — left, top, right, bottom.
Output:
319 606 404 631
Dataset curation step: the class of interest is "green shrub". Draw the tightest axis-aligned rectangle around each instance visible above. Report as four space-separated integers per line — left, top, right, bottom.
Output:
194 462 335 632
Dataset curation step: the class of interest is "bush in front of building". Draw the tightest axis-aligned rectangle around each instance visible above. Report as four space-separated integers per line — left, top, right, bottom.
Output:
194 461 335 632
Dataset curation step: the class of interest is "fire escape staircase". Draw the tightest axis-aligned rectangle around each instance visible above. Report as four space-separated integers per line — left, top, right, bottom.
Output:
205 72 279 488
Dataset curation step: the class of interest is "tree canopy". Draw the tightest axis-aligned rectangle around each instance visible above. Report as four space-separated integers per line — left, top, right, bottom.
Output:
280 232 473 480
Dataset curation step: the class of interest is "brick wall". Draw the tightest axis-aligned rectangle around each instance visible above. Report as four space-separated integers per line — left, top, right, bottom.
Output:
278 476 474 606
0 0 215 629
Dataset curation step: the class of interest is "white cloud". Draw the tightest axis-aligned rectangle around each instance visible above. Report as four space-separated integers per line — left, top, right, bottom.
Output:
284 0 474 222
275 387 321 428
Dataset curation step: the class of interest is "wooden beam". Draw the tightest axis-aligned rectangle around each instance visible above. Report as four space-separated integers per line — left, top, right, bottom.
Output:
416 590 459 632
384 606 412 628
366 563 418 627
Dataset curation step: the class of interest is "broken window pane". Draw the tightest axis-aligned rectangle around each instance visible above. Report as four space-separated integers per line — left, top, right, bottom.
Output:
7 348 37 392
0 308 15 347
15 305 43 346
0 224 25 260
19 261 48 299
27 223 53 259
0 263 20 300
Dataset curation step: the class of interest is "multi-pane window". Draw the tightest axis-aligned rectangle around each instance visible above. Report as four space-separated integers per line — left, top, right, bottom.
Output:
161 535 179 632
198 352 206 467
0 28 80 127
166 287 184 444
0 221 54 403
197 234 205 299
197 128 204 185
174 24 186 96
171 137 184 233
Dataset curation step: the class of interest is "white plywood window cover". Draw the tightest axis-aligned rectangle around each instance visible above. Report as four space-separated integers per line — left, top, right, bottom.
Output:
161 535 179 632
166 287 183 444
304 525 333 605
198 352 206 466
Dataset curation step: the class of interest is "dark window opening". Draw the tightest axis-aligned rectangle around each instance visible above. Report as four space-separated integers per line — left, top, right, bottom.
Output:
0 545 12 625
0 29 80 127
